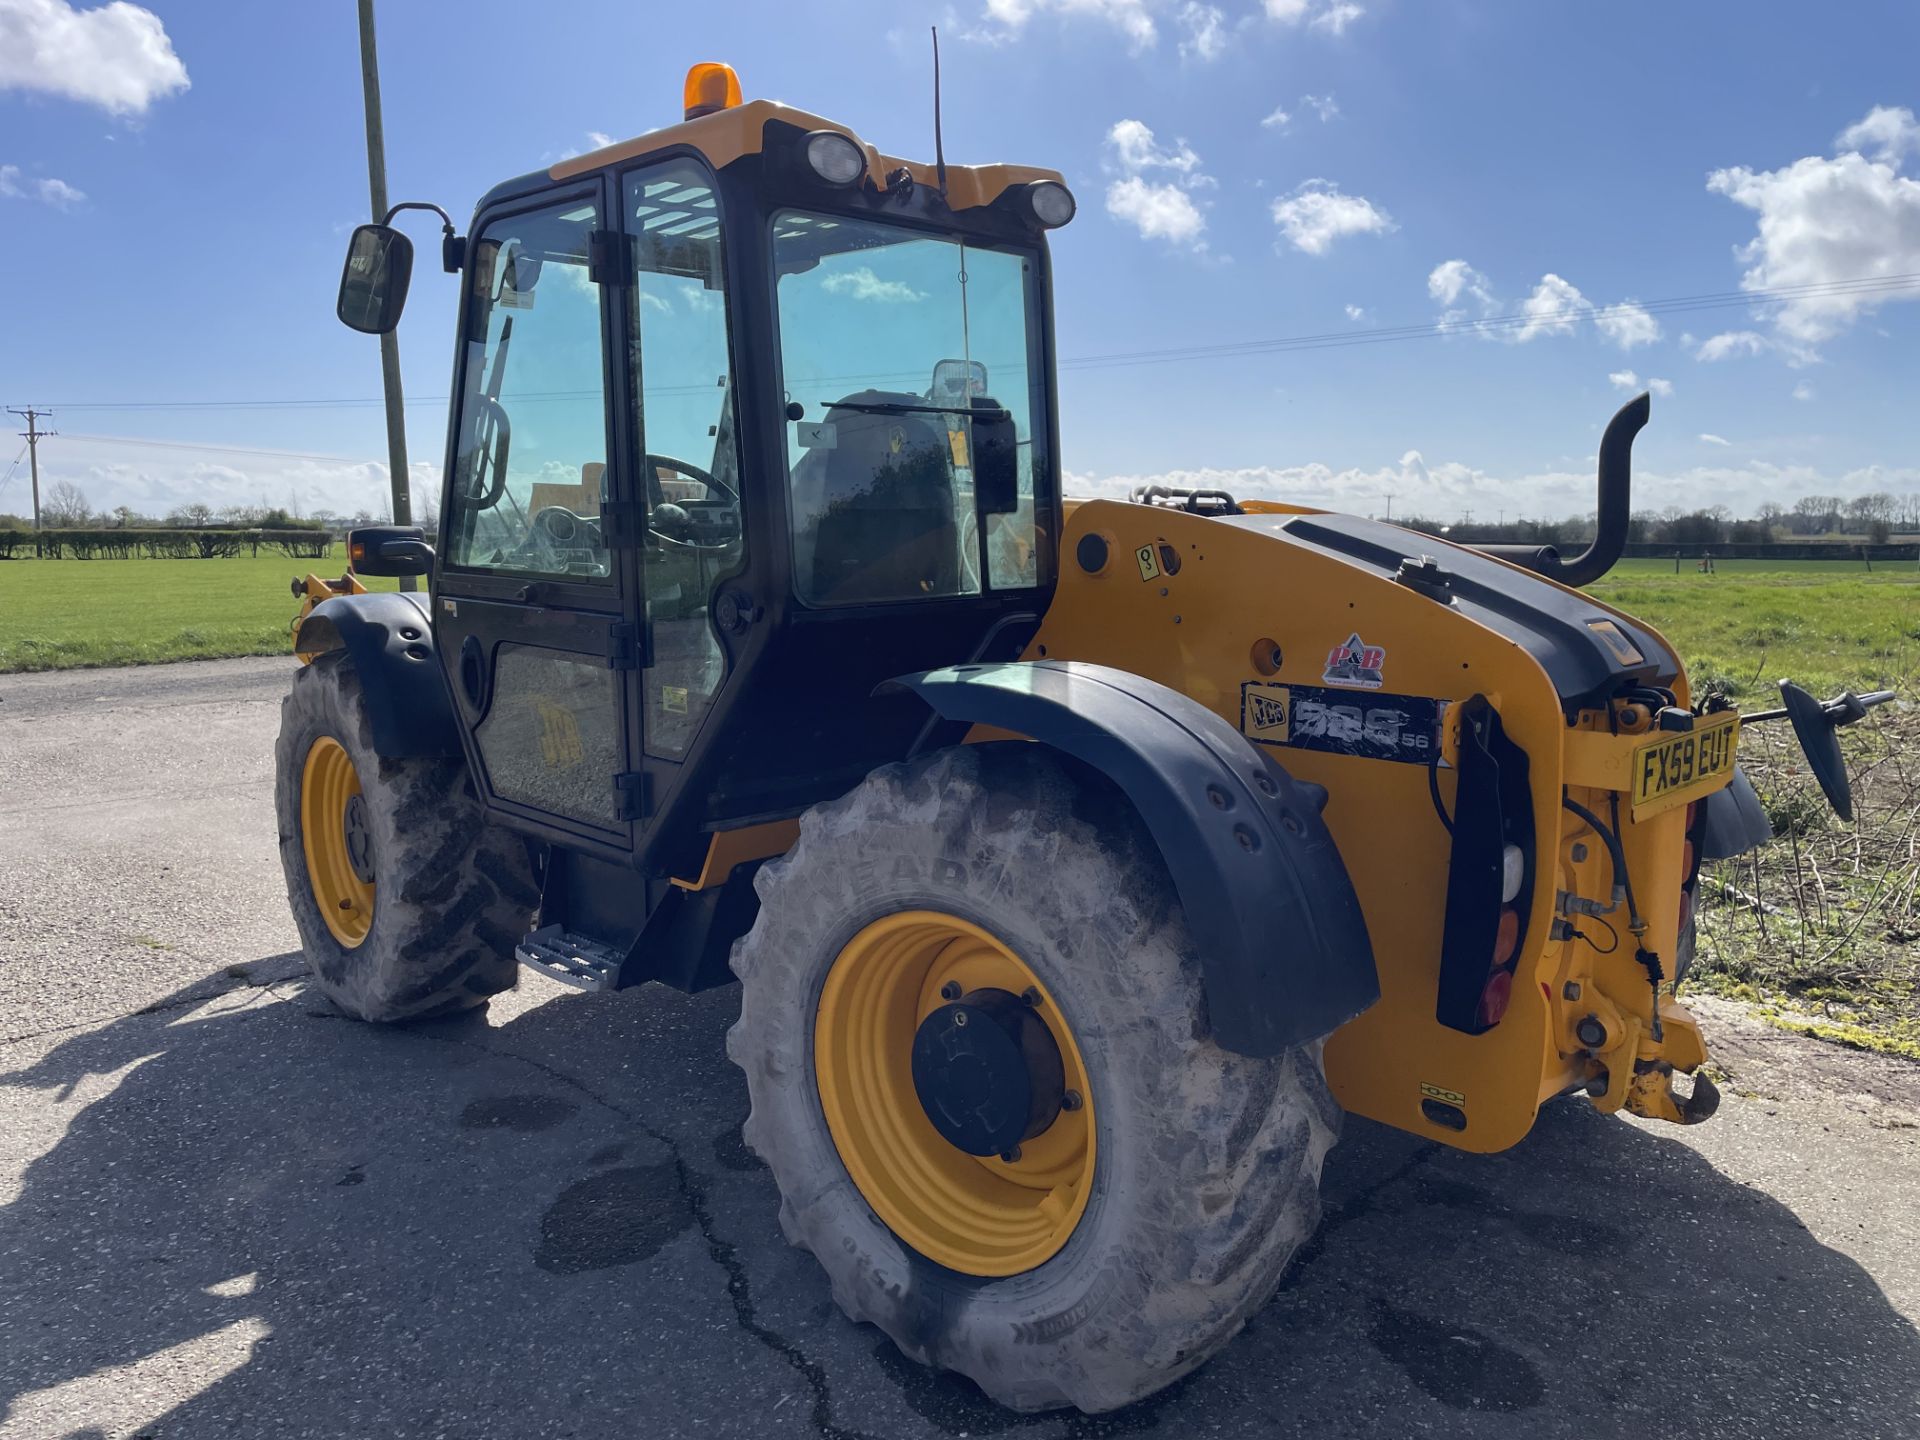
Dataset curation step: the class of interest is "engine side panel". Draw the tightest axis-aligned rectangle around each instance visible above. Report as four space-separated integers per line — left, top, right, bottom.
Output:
1032 500 1595 1152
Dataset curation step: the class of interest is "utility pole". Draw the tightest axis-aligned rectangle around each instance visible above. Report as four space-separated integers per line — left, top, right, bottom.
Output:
356 0 417 590
7 406 53 554
1383 490 1395 522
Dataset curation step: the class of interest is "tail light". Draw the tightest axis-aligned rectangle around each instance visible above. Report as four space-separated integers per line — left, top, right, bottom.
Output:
1435 697 1535 1035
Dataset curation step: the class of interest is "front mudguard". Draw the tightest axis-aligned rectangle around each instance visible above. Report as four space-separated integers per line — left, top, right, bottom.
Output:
882 661 1379 1056
295 592 461 759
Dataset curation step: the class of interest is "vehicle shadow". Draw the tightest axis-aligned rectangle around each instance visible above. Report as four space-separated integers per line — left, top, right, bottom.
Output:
3 963 1916 1439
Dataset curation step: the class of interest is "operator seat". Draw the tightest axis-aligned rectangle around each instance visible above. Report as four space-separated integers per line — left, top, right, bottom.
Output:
793 391 960 604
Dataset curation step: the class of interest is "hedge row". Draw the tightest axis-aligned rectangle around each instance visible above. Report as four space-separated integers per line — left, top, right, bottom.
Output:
0 528 336 560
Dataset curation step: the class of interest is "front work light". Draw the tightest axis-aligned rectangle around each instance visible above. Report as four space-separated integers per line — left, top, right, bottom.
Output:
804 131 867 187
1026 181 1076 228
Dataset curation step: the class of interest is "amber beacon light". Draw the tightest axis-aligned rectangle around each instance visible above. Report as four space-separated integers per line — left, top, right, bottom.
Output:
684 62 743 120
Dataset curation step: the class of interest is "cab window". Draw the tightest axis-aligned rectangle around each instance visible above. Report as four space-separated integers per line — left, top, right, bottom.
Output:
772 213 1049 606
625 160 743 759
445 198 611 580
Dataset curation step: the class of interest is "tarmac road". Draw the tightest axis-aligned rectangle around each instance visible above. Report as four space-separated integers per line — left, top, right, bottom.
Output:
3 657 1918 1440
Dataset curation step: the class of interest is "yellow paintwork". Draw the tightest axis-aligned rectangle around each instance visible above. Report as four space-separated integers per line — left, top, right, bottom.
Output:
548 98 1062 211
670 819 802 891
1029 499 1728 1153
813 911 1096 1276
301 735 373 948
291 572 367 664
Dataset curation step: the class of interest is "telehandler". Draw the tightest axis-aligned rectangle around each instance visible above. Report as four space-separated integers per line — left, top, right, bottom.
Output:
280 61 1888 1412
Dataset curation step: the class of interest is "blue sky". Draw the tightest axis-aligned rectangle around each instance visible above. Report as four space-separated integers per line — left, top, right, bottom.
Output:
2 0 1916 524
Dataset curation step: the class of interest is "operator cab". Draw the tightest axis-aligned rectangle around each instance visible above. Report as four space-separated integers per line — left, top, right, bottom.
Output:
333 64 1074 882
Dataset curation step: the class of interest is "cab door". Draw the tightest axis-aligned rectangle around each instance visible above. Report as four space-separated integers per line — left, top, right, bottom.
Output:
432 182 645 856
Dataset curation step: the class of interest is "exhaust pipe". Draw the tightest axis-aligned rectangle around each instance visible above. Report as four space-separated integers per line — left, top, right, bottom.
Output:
1477 392 1650 588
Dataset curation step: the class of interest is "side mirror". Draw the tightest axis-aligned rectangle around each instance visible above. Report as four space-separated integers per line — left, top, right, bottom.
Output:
970 401 1020 515
337 224 415 335
348 525 434 577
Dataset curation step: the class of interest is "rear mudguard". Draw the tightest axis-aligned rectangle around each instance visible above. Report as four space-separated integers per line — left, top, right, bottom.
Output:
1701 765 1773 860
882 661 1379 1055
296 592 461 759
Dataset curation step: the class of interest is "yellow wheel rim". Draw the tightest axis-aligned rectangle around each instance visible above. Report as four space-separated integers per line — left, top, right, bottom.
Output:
814 911 1096 1277
301 735 375 948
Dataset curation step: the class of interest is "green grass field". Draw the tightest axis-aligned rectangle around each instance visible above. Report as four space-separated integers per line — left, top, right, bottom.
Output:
0 552 397 672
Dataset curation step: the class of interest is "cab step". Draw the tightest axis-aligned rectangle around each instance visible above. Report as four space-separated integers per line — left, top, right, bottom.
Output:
515 924 628 990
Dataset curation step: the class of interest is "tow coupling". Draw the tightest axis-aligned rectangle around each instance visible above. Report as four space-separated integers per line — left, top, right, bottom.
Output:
1626 1060 1721 1125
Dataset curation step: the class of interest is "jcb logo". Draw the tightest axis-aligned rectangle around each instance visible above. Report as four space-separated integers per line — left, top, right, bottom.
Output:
1242 684 1291 741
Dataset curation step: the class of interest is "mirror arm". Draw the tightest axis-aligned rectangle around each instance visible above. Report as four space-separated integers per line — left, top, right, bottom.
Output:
382 200 466 274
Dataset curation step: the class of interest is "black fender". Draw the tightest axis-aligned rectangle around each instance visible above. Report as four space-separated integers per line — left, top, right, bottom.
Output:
296 592 461 759
1701 765 1772 860
881 661 1378 1055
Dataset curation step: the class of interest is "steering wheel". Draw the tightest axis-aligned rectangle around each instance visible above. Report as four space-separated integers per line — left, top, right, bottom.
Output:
647 453 738 508
646 453 739 549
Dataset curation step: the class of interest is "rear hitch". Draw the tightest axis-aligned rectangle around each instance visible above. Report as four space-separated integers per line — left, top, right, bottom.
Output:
1625 1060 1721 1126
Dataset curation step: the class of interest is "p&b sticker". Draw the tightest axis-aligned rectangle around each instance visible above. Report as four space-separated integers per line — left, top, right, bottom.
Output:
1240 681 1445 767
1322 632 1386 689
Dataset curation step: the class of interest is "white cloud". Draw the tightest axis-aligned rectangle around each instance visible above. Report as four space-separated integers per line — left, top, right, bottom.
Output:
1607 369 1639 390
1177 1 1225 60
1261 104 1291 130
1345 303 1369 322
1309 2 1363 35
821 267 926 302
1793 381 1815 401
1062 455 1920 524
0 163 84 208
1106 175 1206 243
983 0 1157 51
1428 258 1494 309
1300 93 1339 121
1594 299 1661 348
1835 105 1920 165
1649 377 1675 398
1707 110 1920 346
1265 0 1359 34
1693 329 1770 361
1517 273 1588 340
1104 118 1210 247
1699 433 1731 446
0 0 189 115
1106 118 1201 173
586 130 616 150
1271 179 1393 255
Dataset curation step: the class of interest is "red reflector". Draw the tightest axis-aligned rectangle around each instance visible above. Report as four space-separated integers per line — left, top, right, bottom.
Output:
1492 907 1521 970
1477 969 1513 1028
1686 799 1705 831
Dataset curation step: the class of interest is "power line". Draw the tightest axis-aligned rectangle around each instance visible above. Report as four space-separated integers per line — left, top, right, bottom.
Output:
17 270 1920 413
58 433 388 464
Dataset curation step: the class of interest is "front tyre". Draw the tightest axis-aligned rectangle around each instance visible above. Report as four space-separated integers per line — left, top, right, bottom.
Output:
727 744 1340 1413
275 651 538 1021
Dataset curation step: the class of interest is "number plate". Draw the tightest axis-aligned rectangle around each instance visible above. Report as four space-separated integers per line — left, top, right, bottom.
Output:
1630 713 1740 818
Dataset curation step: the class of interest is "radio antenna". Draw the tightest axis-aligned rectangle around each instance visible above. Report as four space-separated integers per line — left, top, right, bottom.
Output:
931 26 949 199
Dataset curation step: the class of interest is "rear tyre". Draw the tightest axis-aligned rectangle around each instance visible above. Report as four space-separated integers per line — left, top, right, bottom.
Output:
275 651 538 1021
727 744 1341 1413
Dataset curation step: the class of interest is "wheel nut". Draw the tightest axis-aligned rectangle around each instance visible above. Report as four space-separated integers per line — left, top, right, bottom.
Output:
1021 986 1042 1007
939 981 961 1001
1062 1090 1083 1111
951 1009 969 1028
999 1145 1022 1164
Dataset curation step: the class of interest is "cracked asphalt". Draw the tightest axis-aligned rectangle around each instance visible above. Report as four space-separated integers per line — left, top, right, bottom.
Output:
4 656 1919 1439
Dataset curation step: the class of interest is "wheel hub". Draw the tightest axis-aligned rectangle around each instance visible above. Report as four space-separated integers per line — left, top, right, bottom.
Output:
342 793 376 884
911 988 1065 1158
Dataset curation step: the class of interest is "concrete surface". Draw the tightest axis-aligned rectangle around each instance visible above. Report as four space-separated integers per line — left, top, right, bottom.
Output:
2 657 1918 1439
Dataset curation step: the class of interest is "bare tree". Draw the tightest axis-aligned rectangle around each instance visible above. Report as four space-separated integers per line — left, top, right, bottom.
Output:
168 502 216 527
42 480 92 526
